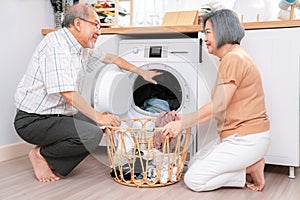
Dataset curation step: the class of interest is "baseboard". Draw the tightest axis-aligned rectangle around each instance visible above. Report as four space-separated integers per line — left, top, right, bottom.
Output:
0 142 34 162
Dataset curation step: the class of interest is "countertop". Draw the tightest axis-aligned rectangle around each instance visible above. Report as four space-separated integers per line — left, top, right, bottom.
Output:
41 19 300 35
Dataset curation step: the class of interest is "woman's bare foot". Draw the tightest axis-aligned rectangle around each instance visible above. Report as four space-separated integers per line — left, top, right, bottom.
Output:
28 146 60 182
246 158 266 191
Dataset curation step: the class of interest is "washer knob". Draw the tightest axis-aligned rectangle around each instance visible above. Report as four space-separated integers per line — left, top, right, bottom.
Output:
132 48 139 54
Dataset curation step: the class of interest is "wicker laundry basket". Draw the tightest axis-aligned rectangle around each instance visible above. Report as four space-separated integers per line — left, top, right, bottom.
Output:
103 118 191 187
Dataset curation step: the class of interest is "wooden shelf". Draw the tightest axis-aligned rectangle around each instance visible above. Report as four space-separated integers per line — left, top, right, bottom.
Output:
100 25 203 34
41 25 202 35
242 19 300 30
42 19 300 36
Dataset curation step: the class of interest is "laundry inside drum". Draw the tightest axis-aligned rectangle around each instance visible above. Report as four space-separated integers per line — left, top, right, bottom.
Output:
133 70 182 114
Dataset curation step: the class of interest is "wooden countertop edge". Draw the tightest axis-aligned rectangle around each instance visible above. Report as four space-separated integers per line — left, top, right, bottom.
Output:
242 19 300 30
41 20 300 35
41 25 203 35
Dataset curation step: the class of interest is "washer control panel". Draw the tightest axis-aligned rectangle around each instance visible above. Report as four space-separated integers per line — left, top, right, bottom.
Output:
119 38 198 63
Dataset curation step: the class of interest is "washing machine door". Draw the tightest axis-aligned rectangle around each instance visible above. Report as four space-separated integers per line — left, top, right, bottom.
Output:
128 63 191 117
93 66 133 115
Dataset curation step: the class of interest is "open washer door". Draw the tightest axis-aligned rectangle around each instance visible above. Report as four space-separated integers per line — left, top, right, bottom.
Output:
93 66 133 115
127 63 192 118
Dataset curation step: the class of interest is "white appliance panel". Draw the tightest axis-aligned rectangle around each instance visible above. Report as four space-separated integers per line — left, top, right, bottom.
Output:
242 28 300 169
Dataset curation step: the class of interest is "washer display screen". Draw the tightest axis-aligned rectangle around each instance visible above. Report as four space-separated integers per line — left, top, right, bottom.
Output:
149 46 162 57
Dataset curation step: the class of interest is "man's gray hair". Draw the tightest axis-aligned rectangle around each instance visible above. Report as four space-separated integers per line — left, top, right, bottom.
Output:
202 9 245 48
62 4 94 28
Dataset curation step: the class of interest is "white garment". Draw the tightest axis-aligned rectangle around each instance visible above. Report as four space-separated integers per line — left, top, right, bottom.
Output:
116 122 134 152
142 149 181 184
113 122 135 165
184 131 271 192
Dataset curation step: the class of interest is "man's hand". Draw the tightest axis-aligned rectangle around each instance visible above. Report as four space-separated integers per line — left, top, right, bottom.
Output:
96 112 121 127
140 70 163 85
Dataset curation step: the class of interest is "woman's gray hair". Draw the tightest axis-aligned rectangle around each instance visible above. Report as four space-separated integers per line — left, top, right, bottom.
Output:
62 4 94 28
202 9 245 48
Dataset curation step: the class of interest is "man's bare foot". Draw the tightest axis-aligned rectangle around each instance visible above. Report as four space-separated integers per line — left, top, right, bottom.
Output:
28 146 60 182
246 158 266 191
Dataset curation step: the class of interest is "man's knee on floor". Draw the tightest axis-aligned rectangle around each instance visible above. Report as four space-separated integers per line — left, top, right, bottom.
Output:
80 129 102 151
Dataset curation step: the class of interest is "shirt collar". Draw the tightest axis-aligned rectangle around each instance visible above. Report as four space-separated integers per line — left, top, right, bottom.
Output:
61 27 83 55
219 44 239 61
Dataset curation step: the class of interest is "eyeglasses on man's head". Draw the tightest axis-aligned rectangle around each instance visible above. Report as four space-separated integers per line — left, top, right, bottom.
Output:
79 17 101 31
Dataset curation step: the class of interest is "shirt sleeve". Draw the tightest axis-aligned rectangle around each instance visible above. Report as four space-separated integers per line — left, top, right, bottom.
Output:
216 53 245 87
85 47 107 73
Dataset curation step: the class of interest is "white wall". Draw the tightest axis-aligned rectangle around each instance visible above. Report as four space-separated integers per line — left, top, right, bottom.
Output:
0 0 53 147
132 0 236 26
133 0 293 26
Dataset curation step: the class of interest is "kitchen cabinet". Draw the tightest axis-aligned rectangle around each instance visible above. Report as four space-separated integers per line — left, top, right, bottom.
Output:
241 27 300 178
92 0 134 27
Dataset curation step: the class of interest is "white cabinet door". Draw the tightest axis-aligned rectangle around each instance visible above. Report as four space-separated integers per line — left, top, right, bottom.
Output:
242 28 300 167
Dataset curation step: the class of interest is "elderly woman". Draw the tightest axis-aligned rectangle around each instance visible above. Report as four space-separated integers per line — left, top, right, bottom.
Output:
162 9 270 192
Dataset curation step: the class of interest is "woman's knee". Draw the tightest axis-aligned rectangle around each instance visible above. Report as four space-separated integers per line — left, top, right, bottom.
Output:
184 170 194 190
184 168 206 192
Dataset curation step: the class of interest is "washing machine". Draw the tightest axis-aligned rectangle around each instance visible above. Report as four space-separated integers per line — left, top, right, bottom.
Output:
93 38 202 115
90 36 218 157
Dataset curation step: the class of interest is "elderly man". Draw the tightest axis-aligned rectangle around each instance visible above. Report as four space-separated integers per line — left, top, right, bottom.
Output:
14 3 161 182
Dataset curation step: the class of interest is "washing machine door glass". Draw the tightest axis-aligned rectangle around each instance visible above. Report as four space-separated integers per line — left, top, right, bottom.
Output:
94 70 132 115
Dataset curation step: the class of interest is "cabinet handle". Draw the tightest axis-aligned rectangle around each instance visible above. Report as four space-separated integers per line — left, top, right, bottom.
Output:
199 38 203 63
170 51 188 54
